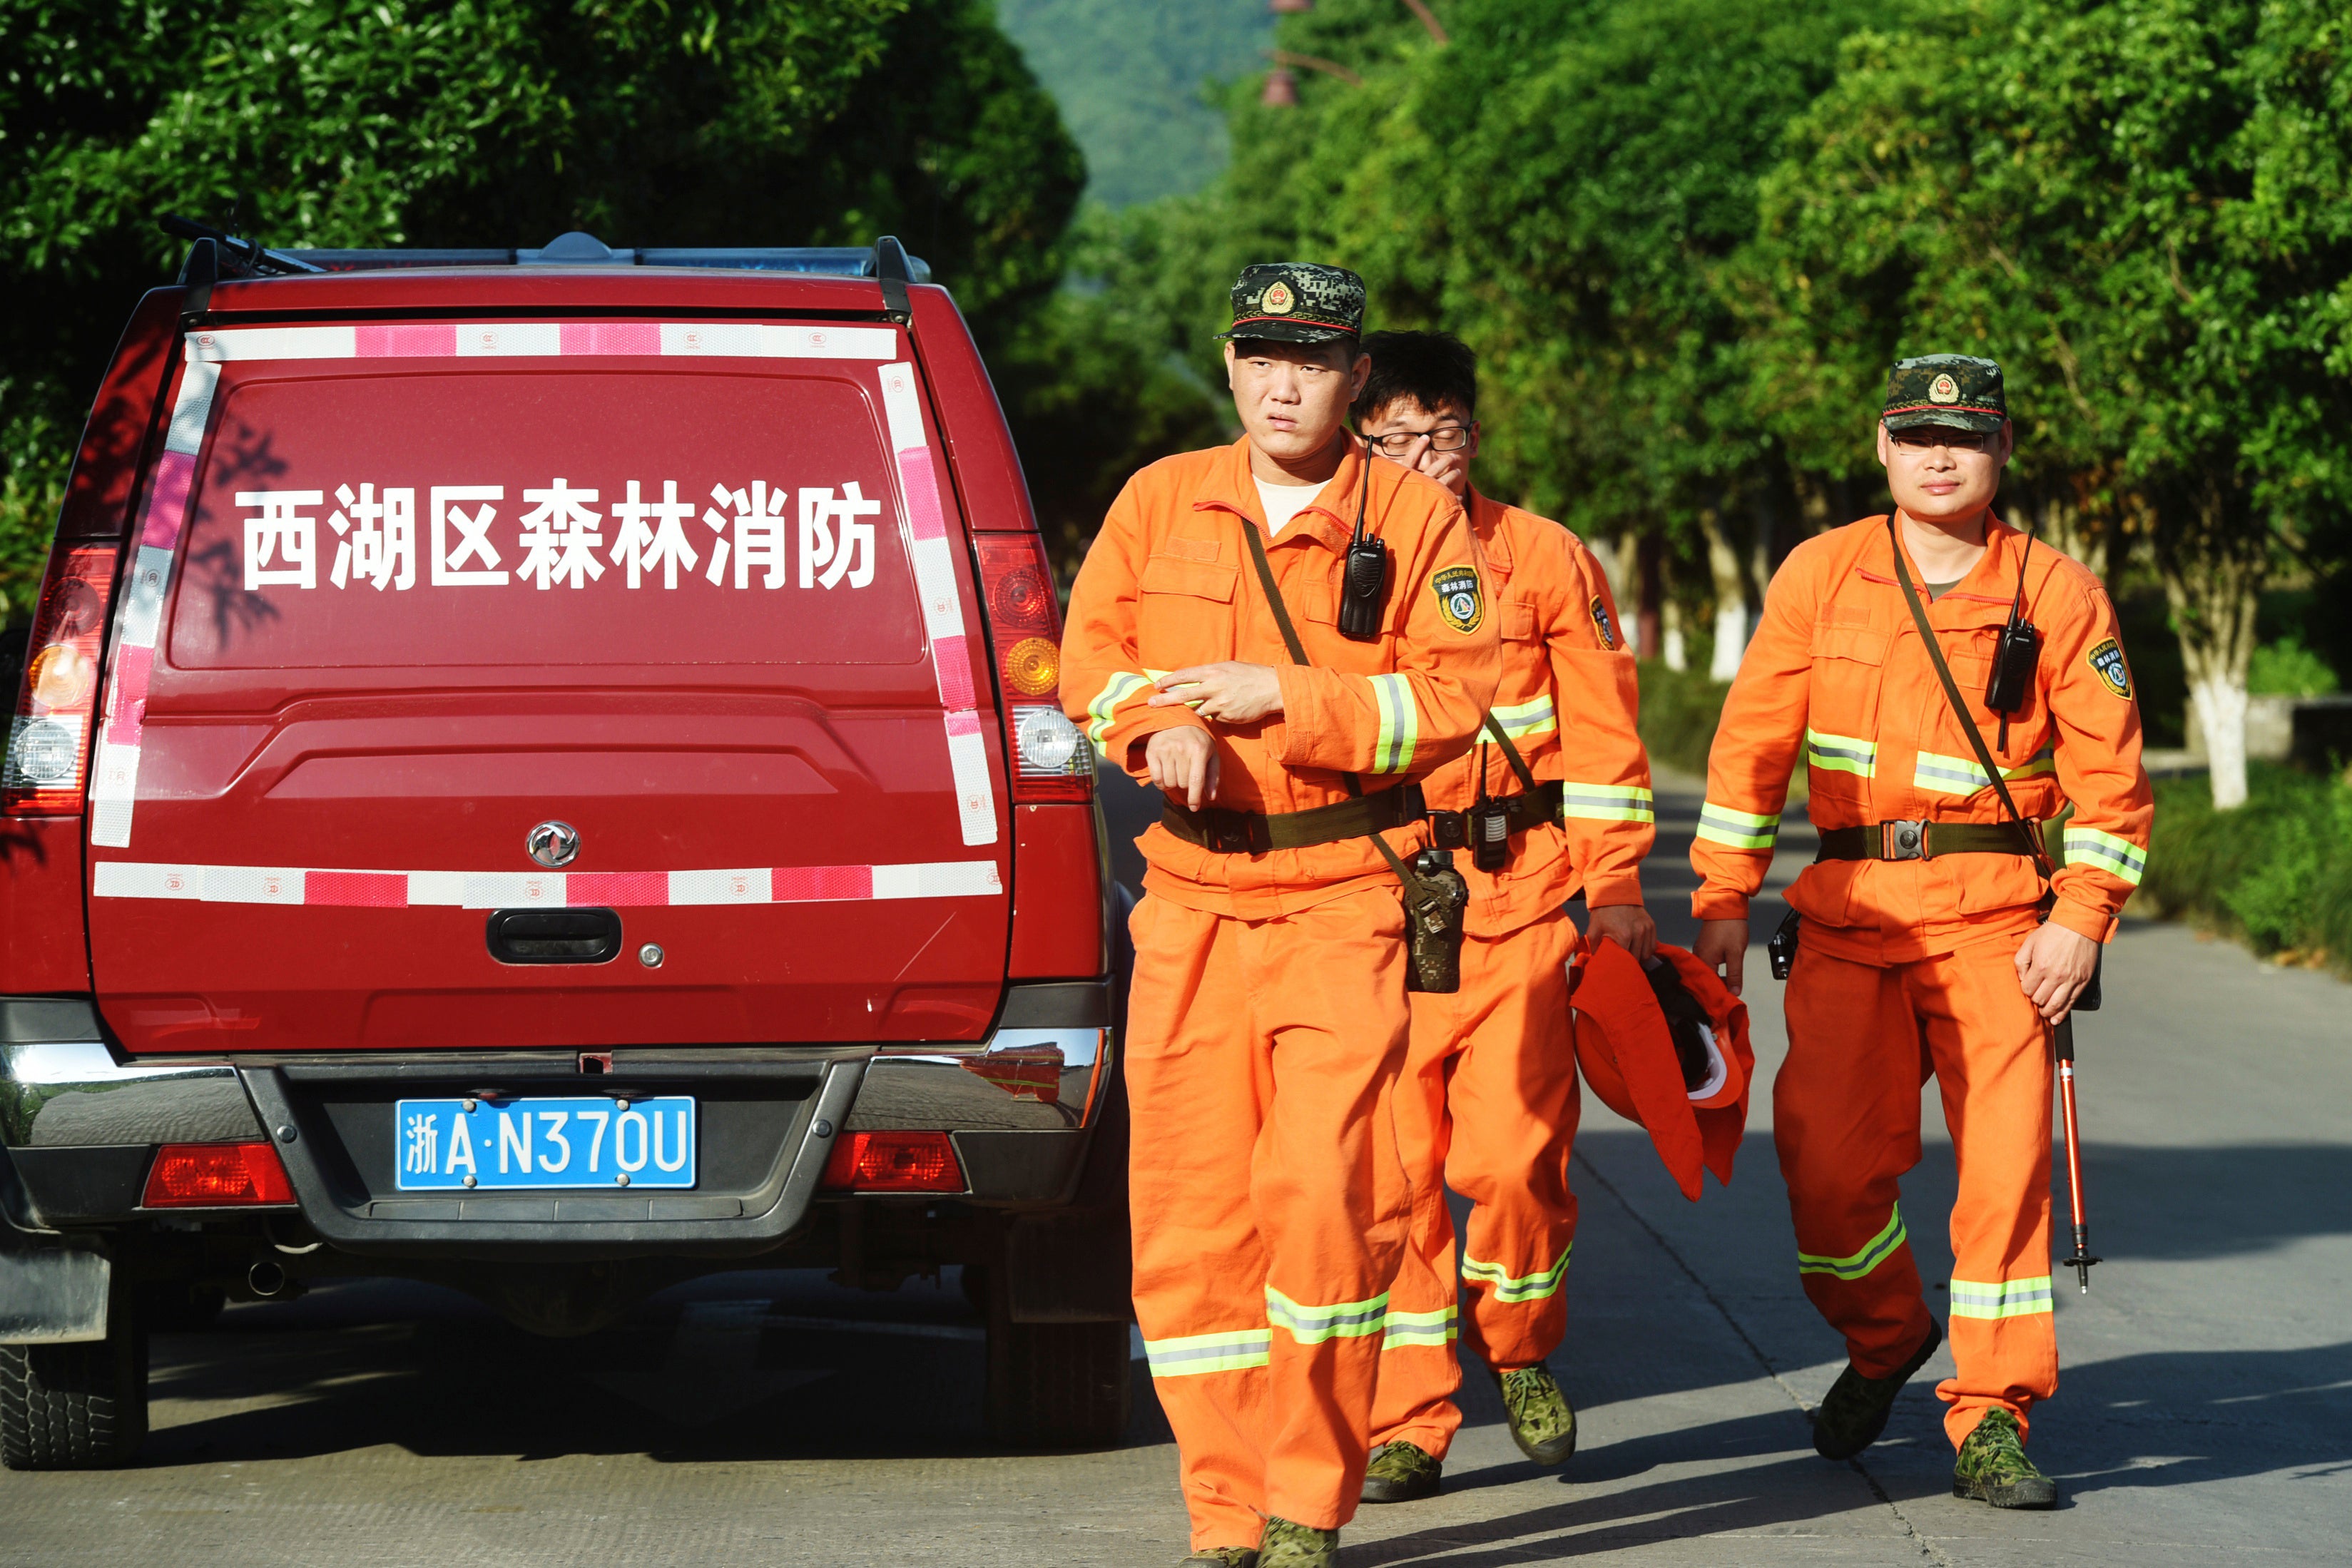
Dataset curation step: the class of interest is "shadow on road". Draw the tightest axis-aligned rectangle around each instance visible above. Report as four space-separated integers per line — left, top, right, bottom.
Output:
138 1269 1173 1468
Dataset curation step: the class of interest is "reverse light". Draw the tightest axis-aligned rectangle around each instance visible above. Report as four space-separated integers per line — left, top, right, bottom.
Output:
972 532 1092 803
820 1130 966 1193
143 1142 297 1208
4 544 121 815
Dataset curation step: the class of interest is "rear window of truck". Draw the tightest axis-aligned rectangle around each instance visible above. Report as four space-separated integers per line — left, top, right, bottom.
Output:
166 347 930 669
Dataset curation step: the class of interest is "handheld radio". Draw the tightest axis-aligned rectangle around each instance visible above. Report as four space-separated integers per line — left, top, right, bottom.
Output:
1336 457 1387 641
1985 526 2042 748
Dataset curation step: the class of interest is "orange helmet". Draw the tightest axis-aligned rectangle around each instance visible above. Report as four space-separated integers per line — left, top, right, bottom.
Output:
1570 938 1753 1201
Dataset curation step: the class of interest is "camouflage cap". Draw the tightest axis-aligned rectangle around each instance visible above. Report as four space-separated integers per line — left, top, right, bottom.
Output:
1217 262 1365 346
1883 354 2006 434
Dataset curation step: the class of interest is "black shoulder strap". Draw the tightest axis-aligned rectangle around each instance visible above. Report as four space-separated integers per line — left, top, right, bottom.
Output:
1886 518 2054 877
1241 511 1364 800
1480 713 1539 793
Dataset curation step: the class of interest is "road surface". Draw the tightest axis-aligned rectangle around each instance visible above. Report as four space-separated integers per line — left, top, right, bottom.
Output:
2 769 2343 1565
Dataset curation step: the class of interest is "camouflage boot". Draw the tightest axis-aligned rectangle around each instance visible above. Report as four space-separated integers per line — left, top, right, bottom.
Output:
1360 1439 1442 1503
1812 1318 1943 1461
1952 1408 2058 1509
1255 1518 1338 1568
1493 1364 1577 1466
1178 1551 1258 1567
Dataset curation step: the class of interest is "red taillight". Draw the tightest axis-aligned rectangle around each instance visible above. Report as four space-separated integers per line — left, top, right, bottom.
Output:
820 1130 966 1193
142 1142 297 1208
972 533 1093 803
4 543 121 815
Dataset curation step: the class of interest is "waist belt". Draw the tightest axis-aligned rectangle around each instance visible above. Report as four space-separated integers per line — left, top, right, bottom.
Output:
1428 780 1563 850
1816 819 2041 862
1162 783 1427 855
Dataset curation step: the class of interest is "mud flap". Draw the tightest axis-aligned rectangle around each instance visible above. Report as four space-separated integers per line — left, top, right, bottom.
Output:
0 1248 110 1345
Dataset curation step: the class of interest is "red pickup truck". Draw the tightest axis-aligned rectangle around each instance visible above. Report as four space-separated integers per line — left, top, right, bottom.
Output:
0 230 1130 1467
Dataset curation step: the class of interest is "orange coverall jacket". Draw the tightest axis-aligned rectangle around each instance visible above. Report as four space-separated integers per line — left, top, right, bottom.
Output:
1063 437 1501 918
1422 490 1654 937
1693 514 2152 962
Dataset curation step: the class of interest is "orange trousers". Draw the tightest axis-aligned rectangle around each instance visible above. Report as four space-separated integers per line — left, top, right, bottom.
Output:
1369 907 1580 1461
1125 887 1413 1547
1778 936 2058 1450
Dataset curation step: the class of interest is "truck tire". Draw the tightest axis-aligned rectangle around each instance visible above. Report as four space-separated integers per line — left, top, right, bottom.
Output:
983 1318 1132 1449
0 1305 148 1470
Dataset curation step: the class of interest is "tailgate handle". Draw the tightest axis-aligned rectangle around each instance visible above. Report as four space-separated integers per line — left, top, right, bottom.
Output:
486 908 622 965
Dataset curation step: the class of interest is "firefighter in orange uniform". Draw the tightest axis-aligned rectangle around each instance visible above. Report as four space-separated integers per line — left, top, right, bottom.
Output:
1691 357 2152 1510
1062 265 1500 1568
1348 332 1657 1502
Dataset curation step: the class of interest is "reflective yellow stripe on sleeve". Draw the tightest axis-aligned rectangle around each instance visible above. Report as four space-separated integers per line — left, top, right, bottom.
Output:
1084 671 1151 748
2064 826 2147 886
1696 801 1778 851
1560 783 1655 823
1369 673 1419 773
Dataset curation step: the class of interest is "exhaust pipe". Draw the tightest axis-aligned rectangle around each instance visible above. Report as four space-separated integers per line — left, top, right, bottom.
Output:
247 1260 287 1298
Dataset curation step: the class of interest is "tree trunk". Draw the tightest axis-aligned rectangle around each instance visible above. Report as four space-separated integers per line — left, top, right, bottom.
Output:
2032 494 2105 581
1636 531 1663 660
1698 504 1751 681
1661 601 1688 673
2156 481 2263 810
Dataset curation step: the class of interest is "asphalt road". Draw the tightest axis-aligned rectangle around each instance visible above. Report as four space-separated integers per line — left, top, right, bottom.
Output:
2 769 2345 1566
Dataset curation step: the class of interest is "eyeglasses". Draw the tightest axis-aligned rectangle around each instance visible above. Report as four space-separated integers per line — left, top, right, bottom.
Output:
1364 424 1474 457
1888 426 1995 454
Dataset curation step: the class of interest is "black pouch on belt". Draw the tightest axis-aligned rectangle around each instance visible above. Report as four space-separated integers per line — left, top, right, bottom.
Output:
1238 509 1464 992
1400 848 1470 992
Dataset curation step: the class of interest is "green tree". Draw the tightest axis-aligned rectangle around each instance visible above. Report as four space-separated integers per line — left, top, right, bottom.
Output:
0 0 1080 623
1740 0 2352 808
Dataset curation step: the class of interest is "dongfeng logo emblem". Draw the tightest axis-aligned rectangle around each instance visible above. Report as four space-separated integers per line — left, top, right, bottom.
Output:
527 820 580 869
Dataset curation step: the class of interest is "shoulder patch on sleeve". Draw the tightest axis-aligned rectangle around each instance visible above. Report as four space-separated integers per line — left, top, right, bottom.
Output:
1431 564 1484 633
1589 594 1618 650
2086 636 2133 700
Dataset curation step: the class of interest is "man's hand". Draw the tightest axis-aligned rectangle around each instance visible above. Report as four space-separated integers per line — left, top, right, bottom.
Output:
1694 917 1750 996
1586 903 1658 967
1145 726 1220 811
1149 663 1284 725
2015 921 2100 1023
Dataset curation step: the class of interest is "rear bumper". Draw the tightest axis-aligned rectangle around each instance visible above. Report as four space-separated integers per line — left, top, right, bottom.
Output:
0 984 1115 1255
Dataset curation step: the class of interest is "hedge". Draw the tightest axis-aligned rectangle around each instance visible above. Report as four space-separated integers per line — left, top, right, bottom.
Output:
2138 763 2352 968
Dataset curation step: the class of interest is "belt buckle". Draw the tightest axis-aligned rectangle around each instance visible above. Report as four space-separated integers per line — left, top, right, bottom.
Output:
1201 809 1255 855
1881 818 1927 861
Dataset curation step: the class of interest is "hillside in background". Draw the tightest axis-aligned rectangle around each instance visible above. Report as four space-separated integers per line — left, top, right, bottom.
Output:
996 0 1271 206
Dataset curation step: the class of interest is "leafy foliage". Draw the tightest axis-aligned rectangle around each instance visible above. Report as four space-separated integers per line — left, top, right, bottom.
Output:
0 0 1080 621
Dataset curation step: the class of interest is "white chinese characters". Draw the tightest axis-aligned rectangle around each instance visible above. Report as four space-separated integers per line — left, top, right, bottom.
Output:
238 477 884 593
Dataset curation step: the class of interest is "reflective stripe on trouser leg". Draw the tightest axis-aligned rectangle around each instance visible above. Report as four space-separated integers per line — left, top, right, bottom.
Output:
1449 911 1579 1375
1918 936 2057 1449
1248 888 1414 1532
1365 967 1472 1460
1124 895 1277 1551
1776 945 1938 1381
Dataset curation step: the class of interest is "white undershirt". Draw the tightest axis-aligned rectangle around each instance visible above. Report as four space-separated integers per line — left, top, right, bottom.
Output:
1255 476 1325 537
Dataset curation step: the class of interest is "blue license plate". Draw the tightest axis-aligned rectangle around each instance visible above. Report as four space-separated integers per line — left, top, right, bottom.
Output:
394 1096 696 1191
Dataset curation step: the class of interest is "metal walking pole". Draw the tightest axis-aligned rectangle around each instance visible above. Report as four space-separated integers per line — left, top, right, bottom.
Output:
2053 1017 2100 1291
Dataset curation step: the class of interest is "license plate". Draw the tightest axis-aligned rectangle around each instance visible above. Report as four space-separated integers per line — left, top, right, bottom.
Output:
394 1096 697 1191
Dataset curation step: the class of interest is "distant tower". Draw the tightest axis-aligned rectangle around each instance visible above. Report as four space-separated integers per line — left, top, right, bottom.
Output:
1271 0 1313 13
1261 66 1300 107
